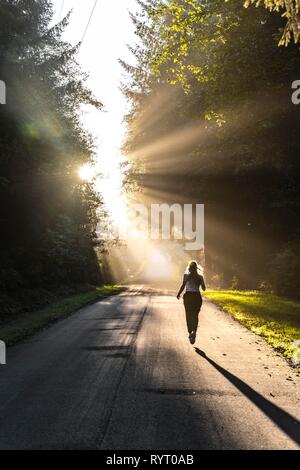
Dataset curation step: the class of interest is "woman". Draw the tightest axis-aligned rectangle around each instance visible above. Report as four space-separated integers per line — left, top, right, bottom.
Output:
177 260 206 344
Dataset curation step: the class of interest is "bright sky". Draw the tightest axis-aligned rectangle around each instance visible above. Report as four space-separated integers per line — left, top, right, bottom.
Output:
52 0 139 174
50 2 193 279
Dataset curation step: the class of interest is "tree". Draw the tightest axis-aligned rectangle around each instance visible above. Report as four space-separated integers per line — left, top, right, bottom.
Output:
243 0 300 46
0 0 105 292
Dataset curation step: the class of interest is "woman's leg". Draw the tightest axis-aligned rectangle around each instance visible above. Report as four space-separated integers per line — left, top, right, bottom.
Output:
192 296 202 333
191 311 199 333
186 311 193 334
183 294 193 333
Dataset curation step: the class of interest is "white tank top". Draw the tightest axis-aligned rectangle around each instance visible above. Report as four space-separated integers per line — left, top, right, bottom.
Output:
184 273 201 293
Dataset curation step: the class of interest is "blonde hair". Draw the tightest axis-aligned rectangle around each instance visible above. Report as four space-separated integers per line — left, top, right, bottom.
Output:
185 260 203 275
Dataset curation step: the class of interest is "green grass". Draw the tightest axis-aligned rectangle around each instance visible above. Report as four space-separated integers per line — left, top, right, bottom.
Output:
0 285 123 346
205 290 300 364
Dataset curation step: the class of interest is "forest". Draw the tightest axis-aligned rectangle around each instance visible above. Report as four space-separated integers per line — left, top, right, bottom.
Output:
0 0 300 323
0 1 299 452
122 0 300 297
0 0 106 315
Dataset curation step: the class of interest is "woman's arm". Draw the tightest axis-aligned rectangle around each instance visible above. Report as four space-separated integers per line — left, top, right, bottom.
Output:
177 276 186 299
201 275 206 291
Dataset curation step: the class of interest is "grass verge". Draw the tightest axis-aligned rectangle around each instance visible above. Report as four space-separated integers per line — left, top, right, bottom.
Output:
205 290 300 365
0 285 124 346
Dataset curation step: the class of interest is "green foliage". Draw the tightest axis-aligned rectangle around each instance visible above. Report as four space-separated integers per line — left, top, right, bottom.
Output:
243 0 300 45
269 240 300 299
230 275 239 289
205 289 300 361
0 0 106 292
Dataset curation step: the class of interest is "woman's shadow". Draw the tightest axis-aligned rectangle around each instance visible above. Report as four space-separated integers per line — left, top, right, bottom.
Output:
194 347 300 446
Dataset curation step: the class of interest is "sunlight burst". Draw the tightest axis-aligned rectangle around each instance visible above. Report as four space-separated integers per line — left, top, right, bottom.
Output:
78 163 95 182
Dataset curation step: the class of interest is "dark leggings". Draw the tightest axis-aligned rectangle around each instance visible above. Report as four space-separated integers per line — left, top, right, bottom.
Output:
183 292 202 334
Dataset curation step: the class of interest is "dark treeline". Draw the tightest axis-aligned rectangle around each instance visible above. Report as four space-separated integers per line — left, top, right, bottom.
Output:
122 0 300 298
0 0 107 314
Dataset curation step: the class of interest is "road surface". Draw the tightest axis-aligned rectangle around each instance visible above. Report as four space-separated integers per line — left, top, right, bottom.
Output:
0 286 299 449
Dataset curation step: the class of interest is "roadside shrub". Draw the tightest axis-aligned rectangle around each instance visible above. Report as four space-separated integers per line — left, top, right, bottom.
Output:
269 240 300 299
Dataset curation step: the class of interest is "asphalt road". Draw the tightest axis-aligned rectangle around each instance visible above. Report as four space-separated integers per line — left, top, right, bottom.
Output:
0 286 299 450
